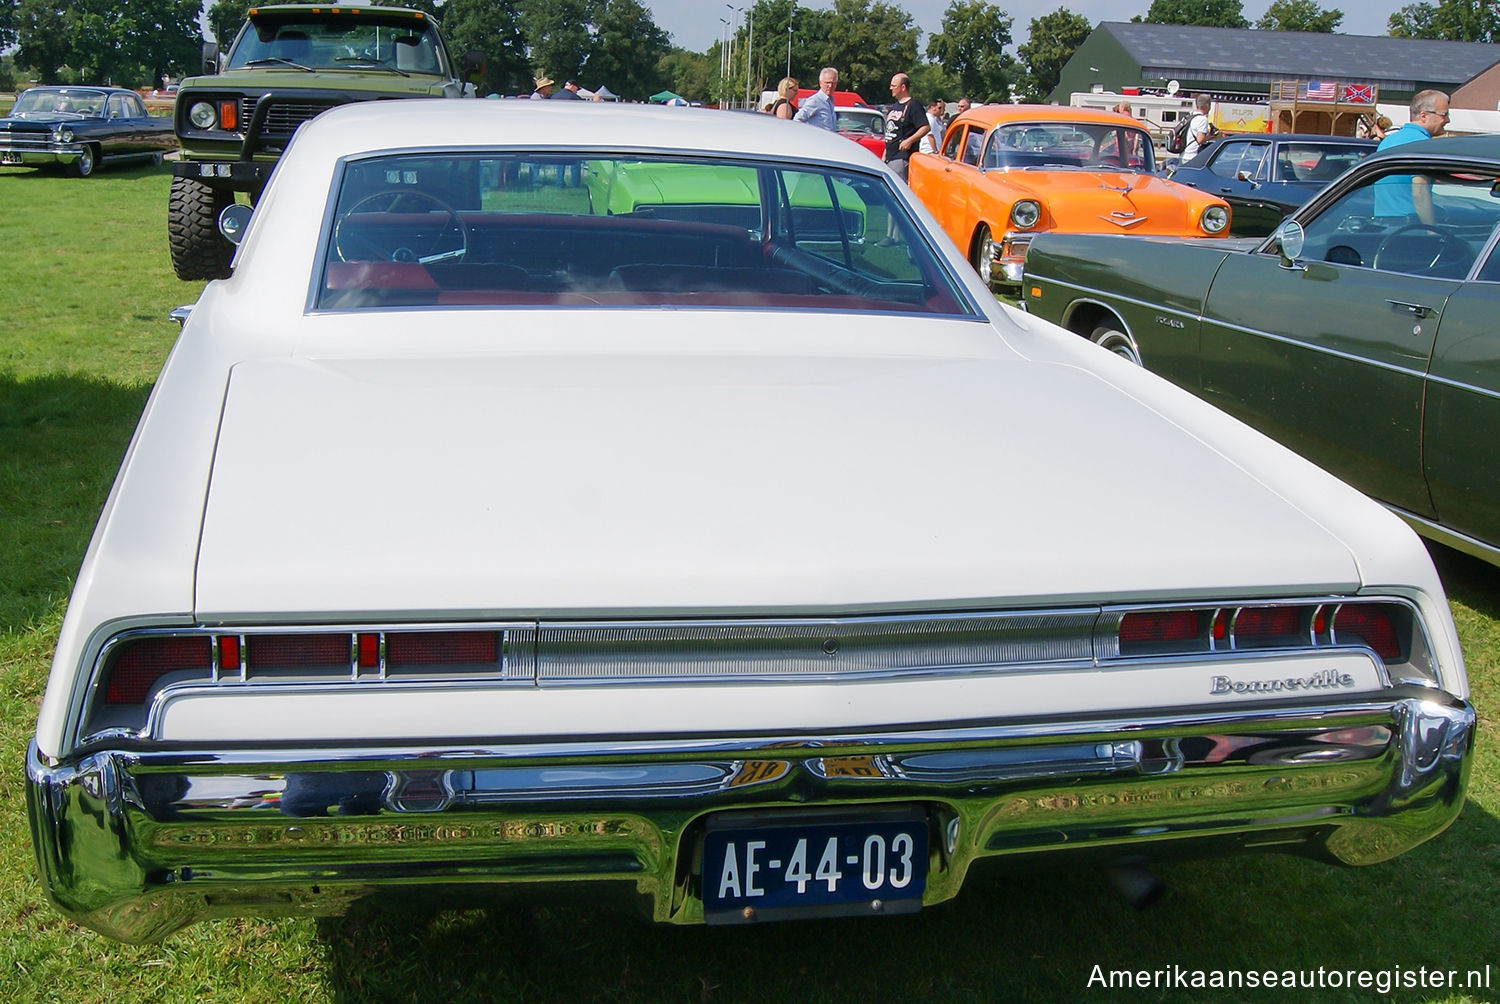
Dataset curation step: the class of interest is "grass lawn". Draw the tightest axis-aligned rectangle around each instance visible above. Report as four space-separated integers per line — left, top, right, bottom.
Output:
0 163 1495 1003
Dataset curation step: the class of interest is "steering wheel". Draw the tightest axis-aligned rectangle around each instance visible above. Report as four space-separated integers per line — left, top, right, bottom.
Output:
1370 222 1473 276
334 189 468 265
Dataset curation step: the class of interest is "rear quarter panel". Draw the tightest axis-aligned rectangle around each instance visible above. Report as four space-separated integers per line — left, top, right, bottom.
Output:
1022 233 1240 391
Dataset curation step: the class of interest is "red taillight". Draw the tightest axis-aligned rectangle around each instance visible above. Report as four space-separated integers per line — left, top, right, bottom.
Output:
1334 605 1403 661
1120 610 1203 651
248 634 351 670
387 631 499 666
218 634 240 672
1233 606 1301 639
105 636 212 704
358 632 380 669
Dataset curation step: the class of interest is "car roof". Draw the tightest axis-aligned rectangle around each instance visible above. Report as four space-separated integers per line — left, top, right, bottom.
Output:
291 99 888 168
954 104 1138 129
22 85 119 95
1366 132 1500 162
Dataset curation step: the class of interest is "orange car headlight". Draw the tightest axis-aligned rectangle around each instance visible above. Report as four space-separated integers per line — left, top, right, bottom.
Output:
1010 200 1041 229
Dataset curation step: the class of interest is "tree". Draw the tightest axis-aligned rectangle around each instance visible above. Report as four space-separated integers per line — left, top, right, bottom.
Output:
14 0 71 83
585 0 670 99
439 0 530 96
1388 0 1500 41
15 0 201 87
926 0 1019 104
519 0 592 83
208 0 251 48
1256 0 1342 31
1142 0 1249 28
1 0 18 51
817 0 919 101
1016 7 1092 102
660 47 712 102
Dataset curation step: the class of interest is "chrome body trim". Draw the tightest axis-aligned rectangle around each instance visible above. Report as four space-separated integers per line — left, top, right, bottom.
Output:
1390 505 1500 567
27 690 1474 942
1030 271 1201 325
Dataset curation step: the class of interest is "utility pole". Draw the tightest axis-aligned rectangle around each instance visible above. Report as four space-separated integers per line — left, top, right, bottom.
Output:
787 4 795 79
745 10 754 110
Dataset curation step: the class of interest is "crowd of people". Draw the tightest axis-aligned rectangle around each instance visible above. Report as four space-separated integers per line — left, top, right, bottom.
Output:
757 64 980 182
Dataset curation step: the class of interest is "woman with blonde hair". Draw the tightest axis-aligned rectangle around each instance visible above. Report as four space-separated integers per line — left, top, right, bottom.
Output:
772 77 799 119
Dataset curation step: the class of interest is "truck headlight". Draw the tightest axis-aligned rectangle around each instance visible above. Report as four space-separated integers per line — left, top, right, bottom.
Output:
189 101 218 129
1201 205 1229 234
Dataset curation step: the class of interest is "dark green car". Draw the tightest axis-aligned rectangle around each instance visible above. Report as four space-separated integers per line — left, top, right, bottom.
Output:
1024 133 1500 566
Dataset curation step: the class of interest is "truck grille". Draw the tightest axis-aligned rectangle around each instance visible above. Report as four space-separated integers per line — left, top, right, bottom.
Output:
238 97 343 139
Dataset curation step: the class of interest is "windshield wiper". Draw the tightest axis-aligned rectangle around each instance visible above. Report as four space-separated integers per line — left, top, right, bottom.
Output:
243 57 315 71
332 57 410 76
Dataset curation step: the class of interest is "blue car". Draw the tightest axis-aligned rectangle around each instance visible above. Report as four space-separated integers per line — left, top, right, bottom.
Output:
0 86 174 177
1169 132 1376 236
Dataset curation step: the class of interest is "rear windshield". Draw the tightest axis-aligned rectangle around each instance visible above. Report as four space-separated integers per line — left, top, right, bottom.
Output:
316 152 977 315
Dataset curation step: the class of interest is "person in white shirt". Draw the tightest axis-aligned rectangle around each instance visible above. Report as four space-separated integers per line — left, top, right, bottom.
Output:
1181 93 1213 161
794 67 839 131
920 99 945 154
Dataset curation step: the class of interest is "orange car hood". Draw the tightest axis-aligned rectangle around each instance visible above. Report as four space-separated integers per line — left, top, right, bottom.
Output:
996 169 1218 232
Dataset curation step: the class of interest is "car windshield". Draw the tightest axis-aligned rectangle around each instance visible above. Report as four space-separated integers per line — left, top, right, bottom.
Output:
1275 143 1373 183
228 14 446 75
10 89 105 118
317 152 976 315
836 110 882 136
982 122 1154 172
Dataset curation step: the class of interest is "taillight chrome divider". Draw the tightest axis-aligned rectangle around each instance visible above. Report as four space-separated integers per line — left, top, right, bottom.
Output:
1099 597 1438 689
79 598 1442 747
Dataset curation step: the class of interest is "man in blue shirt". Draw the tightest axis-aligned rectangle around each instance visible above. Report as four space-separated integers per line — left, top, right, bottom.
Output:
1372 90 1449 222
795 67 839 131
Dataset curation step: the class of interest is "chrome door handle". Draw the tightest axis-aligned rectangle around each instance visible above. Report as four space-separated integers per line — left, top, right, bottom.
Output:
1387 299 1433 319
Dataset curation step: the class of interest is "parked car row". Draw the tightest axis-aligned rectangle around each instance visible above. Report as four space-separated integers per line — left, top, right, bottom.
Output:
25 100 1475 941
1023 133 1500 567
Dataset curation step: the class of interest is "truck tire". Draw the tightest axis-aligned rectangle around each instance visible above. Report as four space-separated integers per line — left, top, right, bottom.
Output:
168 175 235 280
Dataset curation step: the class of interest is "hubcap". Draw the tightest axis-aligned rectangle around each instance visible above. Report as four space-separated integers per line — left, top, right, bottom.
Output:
976 234 993 285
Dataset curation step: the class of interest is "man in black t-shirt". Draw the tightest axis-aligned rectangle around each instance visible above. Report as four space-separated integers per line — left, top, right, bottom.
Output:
883 73 930 182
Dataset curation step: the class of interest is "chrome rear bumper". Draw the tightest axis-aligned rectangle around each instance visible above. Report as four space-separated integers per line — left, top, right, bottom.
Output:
28 689 1473 942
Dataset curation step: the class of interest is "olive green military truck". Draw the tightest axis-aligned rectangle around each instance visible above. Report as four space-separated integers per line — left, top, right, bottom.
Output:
170 4 483 279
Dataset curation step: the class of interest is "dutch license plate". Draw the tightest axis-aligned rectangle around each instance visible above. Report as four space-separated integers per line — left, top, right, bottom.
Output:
702 807 927 923
1 153 22 165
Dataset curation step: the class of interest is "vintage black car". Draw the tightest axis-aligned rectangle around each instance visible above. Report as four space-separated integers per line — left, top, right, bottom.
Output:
0 86 174 177
1169 133 1376 236
1024 133 1500 567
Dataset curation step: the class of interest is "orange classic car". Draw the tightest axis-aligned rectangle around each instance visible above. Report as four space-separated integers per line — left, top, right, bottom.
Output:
909 105 1231 290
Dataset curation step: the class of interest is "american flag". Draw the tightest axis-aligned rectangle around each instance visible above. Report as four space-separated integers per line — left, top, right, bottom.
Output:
1305 80 1336 100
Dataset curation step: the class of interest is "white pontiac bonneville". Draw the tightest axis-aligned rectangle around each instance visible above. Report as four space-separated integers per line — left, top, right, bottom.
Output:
29 101 1474 941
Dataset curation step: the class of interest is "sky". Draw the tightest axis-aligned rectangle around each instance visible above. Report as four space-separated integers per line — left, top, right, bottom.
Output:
644 1 1408 54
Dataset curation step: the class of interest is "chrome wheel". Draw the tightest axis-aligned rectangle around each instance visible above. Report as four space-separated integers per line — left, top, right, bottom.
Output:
73 146 96 178
971 225 994 287
1090 323 1142 366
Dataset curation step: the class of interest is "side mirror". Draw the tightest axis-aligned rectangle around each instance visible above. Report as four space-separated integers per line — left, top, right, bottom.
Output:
219 203 252 245
463 51 486 88
1274 220 1305 267
201 42 221 76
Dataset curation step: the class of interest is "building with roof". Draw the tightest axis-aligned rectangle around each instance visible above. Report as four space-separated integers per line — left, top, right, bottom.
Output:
1055 22 1500 113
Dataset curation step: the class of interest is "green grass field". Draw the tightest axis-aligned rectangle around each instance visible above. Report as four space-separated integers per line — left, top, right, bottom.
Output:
0 162 1495 1003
